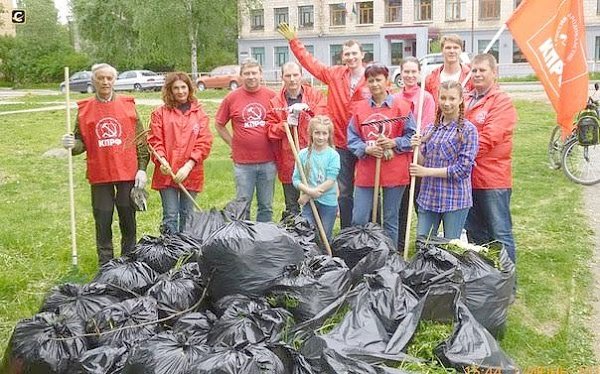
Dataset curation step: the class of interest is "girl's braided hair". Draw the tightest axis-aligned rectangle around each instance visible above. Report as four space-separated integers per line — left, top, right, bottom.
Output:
422 80 466 144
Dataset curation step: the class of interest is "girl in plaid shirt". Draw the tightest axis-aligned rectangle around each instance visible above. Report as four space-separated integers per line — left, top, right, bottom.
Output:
409 80 479 239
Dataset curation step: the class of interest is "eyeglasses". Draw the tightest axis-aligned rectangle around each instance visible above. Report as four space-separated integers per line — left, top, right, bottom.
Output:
364 62 389 77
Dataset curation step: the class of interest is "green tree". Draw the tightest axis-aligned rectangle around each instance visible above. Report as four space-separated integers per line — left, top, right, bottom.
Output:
0 0 89 83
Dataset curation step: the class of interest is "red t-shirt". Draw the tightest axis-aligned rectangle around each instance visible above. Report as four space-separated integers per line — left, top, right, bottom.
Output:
215 86 277 163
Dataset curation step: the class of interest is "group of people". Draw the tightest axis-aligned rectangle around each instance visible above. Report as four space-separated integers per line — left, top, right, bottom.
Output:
62 29 517 268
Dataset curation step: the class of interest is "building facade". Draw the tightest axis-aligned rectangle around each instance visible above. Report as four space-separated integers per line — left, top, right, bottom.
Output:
237 0 600 79
1 0 16 37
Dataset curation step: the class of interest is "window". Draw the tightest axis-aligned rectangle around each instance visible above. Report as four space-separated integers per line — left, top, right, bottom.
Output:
251 47 265 66
515 0 522 7
357 2 373 24
274 46 289 67
479 0 500 20
415 0 432 21
596 37 600 61
478 39 499 62
305 45 314 56
363 43 374 63
330 44 343 65
330 3 346 26
250 9 264 30
298 6 314 28
391 42 403 65
512 41 526 63
598 0 600 15
274 8 288 27
385 0 402 23
446 0 465 21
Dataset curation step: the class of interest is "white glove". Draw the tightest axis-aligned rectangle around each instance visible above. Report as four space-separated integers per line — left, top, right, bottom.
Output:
62 133 75 149
287 111 299 127
288 102 309 114
173 161 194 183
134 170 147 189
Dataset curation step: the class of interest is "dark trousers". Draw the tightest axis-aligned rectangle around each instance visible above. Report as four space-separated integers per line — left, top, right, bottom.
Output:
91 182 136 265
336 147 357 229
282 183 300 216
398 177 421 249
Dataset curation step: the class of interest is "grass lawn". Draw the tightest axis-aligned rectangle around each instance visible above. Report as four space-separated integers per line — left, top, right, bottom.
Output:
0 91 597 370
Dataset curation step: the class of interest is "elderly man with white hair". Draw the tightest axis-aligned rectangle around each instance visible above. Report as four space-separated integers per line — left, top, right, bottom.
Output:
61 63 149 265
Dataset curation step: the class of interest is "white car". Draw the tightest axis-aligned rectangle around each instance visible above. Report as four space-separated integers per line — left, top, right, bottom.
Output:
391 52 471 87
114 70 165 92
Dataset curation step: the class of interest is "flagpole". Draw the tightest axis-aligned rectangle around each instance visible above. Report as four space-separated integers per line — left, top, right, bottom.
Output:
461 23 507 87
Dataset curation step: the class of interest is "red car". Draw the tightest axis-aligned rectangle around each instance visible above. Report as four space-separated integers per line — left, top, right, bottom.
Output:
196 65 241 91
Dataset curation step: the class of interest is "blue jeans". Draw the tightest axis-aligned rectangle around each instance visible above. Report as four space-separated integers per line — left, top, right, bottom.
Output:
417 207 470 239
301 201 338 243
234 162 276 222
159 187 197 233
353 186 405 247
337 148 357 229
465 189 516 263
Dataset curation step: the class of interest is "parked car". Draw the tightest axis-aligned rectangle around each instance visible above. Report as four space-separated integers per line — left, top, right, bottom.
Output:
390 52 471 87
114 70 165 92
196 65 241 91
59 71 94 94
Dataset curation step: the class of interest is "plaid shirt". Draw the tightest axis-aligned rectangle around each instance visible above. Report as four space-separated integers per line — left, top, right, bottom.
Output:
417 119 479 213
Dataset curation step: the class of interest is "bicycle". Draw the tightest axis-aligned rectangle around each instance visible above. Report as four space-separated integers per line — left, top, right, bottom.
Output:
547 124 568 170
560 83 600 185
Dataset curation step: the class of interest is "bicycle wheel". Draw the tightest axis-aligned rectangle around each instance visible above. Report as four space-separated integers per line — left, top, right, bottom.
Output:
547 125 563 169
561 138 600 185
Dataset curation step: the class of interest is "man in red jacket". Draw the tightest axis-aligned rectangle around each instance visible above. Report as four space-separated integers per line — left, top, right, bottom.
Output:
266 61 327 216
425 34 473 105
61 63 149 265
464 54 518 264
278 22 370 229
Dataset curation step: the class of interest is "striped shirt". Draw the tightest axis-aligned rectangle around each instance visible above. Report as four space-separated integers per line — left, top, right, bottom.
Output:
417 119 479 213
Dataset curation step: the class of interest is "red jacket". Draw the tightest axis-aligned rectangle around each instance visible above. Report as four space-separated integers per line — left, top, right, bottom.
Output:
464 85 517 189
77 96 138 184
350 97 413 187
148 101 213 192
266 84 327 183
290 38 370 149
425 64 473 105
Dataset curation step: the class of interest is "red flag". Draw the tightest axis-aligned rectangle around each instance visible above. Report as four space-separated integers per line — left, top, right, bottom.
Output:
507 0 588 134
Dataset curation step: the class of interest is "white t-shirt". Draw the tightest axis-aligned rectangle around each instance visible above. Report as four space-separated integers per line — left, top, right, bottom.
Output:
439 69 461 84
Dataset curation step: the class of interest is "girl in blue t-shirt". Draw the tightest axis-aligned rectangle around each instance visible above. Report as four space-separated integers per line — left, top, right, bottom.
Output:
293 115 341 242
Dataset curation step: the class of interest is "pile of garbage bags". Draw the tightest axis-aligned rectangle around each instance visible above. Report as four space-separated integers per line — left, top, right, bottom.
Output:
2 200 519 373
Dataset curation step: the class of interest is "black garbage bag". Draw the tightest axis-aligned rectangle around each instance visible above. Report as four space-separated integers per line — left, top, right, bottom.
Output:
93 258 158 297
146 263 204 321
266 255 352 322
192 344 285 373
86 296 158 348
3 312 87 374
201 220 304 299
279 212 321 256
310 268 420 361
321 348 412 374
458 247 516 336
207 296 293 347
122 331 210 374
76 345 129 374
410 238 515 333
130 233 201 274
183 198 250 242
332 224 393 282
40 282 121 323
434 301 519 373
172 310 217 345
269 343 315 374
